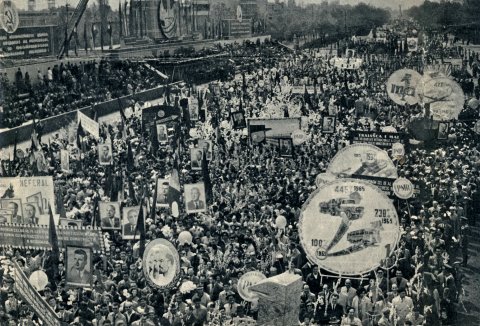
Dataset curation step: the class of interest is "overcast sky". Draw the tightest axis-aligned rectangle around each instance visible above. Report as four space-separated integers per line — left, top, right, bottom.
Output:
17 0 435 11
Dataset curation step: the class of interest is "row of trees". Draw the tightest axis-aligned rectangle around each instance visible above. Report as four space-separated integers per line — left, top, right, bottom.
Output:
267 2 391 42
407 0 480 43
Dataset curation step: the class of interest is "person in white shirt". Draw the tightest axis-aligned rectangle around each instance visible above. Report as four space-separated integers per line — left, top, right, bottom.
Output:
341 307 362 325
391 289 414 325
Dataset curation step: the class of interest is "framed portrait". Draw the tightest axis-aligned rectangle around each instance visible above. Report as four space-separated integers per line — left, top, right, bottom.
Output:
0 209 12 224
26 192 45 214
99 202 121 230
142 239 180 289
279 138 293 157
59 218 83 228
0 198 23 224
190 148 203 171
189 102 199 121
197 140 213 161
232 111 247 129
184 182 206 214
122 206 142 240
156 179 170 207
65 246 93 288
22 202 42 225
322 116 336 134
156 123 168 144
60 149 70 172
70 147 80 161
437 122 449 140
98 141 113 166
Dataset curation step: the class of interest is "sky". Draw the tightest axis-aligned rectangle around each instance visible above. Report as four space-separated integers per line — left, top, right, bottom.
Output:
16 0 436 11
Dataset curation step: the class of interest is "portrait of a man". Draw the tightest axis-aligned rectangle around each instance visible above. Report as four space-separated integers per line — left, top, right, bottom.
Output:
322 116 336 134
279 138 293 157
143 239 180 289
189 103 199 121
99 202 121 229
1 199 23 224
66 247 92 287
157 124 168 143
190 148 203 170
23 203 40 224
437 122 449 140
198 140 213 161
156 179 170 207
185 183 206 214
232 112 246 129
122 206 140 239
0 209 12 224
98 142 113 165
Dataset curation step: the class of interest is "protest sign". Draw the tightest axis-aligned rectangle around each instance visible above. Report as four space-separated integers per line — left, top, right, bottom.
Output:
13 261 61 326
299 179 400 275
0 177 55 224
77 111 99 139
0 224 104 252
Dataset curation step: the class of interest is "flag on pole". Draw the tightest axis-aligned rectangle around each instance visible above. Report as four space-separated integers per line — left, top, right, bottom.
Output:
91 195 101 228
151 177 158 220
133 198 146 256
127 141 135 171
201 150 212 205
168 168 181 208
48 203 60 266
77 120 86 151
56 190 67 219
128 177 138 206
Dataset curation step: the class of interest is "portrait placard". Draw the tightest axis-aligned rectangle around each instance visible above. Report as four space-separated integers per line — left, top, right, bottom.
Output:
156 179 170 207
190 147 203 170
65 246 93 288
279 138 293 157
184 182 206 214
60 149 70 172
99 202 121 229
143 238 180 289
98 141 113 165
122 206 142 240
156 123 168 143
321 116 336 134
437 122 450 140
299 179 400 275
198 140 213 161
0 198 23 224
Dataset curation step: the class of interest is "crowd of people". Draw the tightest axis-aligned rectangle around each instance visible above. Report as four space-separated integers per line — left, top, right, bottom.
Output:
0 33 479 326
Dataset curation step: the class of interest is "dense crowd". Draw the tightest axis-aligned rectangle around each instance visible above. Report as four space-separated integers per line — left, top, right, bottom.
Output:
0 35 479 326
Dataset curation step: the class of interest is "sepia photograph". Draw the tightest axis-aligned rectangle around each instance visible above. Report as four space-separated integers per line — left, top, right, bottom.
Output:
1 0 479 325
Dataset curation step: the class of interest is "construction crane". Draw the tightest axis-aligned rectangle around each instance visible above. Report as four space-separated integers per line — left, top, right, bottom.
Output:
57 0 90 59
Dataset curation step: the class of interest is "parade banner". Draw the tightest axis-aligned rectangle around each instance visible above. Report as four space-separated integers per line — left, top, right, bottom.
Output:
13 261 61 326
0 177 55 224
417 72 465 121
327 144 398 179
77 111 99 139
247 118 301 139
143 239 180 290
238 271 267 302
289 86 315 94
141 105 181 129
349 131 407 149
386 69 422 106
299 179 401 275
0 224 104 252
329 57 363 70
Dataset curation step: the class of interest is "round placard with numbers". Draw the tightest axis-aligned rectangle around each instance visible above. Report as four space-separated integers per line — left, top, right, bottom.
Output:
299 178 400 275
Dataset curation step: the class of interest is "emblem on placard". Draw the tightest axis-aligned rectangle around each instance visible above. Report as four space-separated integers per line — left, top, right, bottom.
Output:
0 1 19 34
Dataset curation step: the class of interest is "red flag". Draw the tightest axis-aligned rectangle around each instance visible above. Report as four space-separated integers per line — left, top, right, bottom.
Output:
133 199 146 257
48 203 60 264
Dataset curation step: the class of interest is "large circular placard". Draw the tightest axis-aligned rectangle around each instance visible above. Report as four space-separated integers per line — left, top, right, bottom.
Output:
417 73 464 121
327 143 398 179
386 69 422 105
237 271 266 302
142 239 180 289
299 179 400 275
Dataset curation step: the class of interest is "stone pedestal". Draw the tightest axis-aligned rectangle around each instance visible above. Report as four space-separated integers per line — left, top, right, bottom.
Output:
249 272 303 326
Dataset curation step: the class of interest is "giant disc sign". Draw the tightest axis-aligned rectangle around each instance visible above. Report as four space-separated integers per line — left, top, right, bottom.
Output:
0 1 19 34
417 73 464 121
299 179 400 275
327 143 398 179
142 239 180 290
386 69 422 106
237 271 266 302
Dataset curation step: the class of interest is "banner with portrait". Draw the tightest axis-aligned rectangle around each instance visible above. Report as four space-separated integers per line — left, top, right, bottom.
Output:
156 123 169 143
122 206 143 240
156 179 170 207
190 147 203 170
143 238 180 289
98 141 113 165
231 111 247 129
184 182 206 214
197 140 213 161
299 179 401 275
0 177 55 225
327 144 398 180
99 201 121 230
65 246 93 288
